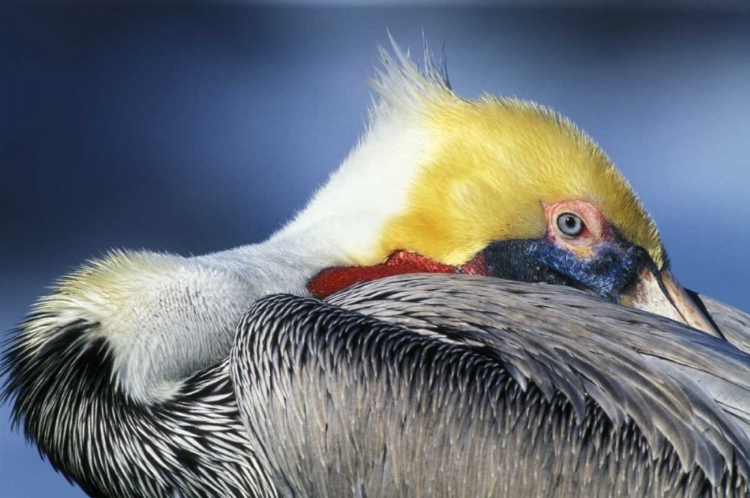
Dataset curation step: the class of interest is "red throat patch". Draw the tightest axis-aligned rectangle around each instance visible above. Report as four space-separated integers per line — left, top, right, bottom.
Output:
307 250 486 299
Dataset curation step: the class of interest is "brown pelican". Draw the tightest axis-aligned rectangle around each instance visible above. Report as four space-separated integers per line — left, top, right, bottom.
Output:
3 43 749 496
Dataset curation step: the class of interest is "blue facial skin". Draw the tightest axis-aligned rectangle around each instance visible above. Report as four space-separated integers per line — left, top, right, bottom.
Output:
480 232 654 303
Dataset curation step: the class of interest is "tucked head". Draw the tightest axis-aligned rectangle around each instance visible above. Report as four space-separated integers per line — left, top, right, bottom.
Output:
302 43 716 336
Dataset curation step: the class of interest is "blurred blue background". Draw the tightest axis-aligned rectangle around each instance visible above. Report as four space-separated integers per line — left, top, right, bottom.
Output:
1 3 749 496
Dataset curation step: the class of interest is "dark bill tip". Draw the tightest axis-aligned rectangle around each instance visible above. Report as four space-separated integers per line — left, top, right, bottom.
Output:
620 268 722 338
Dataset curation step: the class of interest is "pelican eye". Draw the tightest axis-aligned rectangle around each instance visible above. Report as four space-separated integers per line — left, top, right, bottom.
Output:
557 213 584 237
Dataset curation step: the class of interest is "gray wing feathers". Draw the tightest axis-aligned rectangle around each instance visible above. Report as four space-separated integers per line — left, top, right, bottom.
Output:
683 295 750 454
231 274 750 497
340 276 750 481
700 294 750 355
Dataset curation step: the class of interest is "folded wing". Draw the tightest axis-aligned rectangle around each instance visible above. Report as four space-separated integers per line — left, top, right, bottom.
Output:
231 274 750 497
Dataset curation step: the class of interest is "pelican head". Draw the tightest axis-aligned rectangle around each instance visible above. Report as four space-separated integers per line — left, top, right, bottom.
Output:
301 43 716 336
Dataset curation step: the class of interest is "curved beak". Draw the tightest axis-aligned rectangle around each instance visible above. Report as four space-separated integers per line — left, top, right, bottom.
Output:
620 268 721 337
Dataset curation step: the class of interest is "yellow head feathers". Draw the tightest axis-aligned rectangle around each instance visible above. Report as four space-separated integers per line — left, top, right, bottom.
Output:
373 44 665 270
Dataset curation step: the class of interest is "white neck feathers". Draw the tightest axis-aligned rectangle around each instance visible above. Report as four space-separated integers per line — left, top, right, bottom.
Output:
273 41 450 265
24 42 448 404
272 111 433 266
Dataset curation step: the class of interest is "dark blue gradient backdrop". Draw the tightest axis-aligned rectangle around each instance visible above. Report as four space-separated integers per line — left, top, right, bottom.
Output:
1 4 749 496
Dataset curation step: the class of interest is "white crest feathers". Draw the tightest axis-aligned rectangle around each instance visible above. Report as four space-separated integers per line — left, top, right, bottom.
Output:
367 35 455 121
